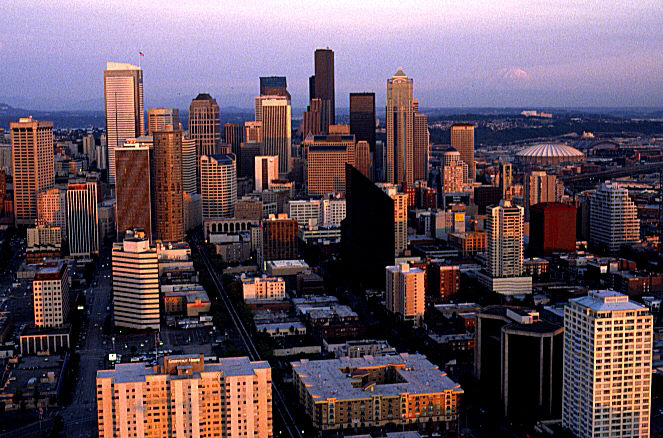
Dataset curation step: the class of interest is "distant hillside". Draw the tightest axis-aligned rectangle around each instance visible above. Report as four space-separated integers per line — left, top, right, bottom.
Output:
0 103 105 130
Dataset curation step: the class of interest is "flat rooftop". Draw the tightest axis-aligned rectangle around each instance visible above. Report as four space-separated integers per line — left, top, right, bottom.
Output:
292 353 463 401
97 356 269 383
572 289 646 313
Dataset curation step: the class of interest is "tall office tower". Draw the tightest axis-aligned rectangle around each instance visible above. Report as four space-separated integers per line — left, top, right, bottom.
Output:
83 132 95 158
261 97 291 174
260 76 290 99
487 200 524 278
499 162 513 198
33 261 70 328
153 127 184 242
562 290 652 438
450 123 475 181
349 92 376 162
115 137 153 240
590 182 640 253
181 137 198 195
261 215 298 263
200 154 237 220
67 180 99 256
11 117 55 225
378 183 408 256
189 93 221 158
111 228 159 330
224 123 245 159
342 165 395 288
475 306 563 419
104 62 144 184
385 263 425 326
147 108 180 136
386 68 425 186
354 140 371 179
255 156 279 192
245 121 263 142
413 113 429 181
301 98 322 137
530 203 577 256
307 134 356 196
37 188 67 234
97 355 272 438
524 171 563 220
312 48 335 132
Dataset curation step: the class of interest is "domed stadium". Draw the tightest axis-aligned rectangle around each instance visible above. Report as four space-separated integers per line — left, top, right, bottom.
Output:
516 143 585 166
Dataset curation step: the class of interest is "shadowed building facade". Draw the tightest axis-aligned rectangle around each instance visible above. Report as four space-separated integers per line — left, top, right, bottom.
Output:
349 92 376 178
342 165 395 289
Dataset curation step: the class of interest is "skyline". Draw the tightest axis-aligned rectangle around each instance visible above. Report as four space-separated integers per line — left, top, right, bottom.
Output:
2 0 663 111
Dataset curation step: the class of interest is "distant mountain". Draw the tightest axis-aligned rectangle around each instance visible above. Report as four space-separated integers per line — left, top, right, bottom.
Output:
0 102 105 130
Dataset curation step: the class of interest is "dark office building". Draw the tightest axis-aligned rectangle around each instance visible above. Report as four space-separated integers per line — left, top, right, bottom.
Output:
153 127 184 242
312 48 335 131
262 216 298 262
239 142 262 179
475 306 563 420
530 202 577 256
474 185 502 214
224 123 245 160
259 76 290 99
349 93 376 177
342 164 395 289
115 145 152 241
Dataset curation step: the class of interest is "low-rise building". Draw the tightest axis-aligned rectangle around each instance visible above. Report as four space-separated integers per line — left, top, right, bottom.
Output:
291 354 463 432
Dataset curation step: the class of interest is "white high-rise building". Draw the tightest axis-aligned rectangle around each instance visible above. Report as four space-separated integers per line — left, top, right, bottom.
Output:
67 180 99 256
104 62 144 184
261 98 291 174
562 290 652 438
200 154 237 220
181 136 198 195
288 197 346 228
112 229 159 330
590 182 640 253
487 200 524 278
385 263 424 326
33 261 70 328
254 155 279 192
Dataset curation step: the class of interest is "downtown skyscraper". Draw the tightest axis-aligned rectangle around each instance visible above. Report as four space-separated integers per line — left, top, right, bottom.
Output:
104 62 144 184
311 48 335 132
385 68 428 186
147 108 180 135
115 137 153 240
349 92 376 178
189 93 221 159
200 154 237 220
11 117 55 225
67 179 99 256
261 97 291 175
153 127 184 242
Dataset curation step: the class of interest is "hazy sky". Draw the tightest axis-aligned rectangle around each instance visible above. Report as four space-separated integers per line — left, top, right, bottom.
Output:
2 0 663 110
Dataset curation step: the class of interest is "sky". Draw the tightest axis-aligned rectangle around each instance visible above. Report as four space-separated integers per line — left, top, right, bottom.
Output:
2 0 663 111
